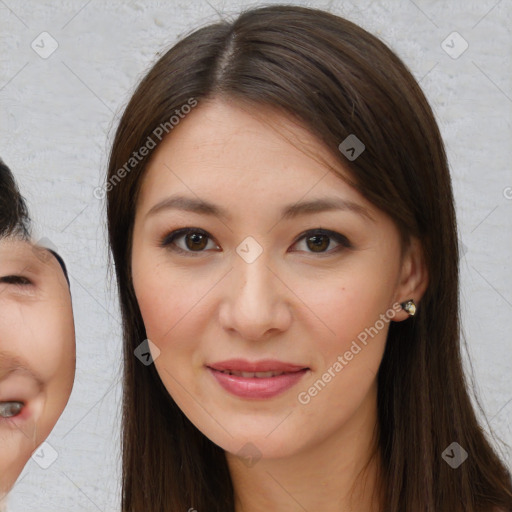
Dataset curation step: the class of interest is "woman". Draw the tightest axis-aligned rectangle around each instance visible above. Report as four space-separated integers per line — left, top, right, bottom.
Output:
0 159 75 509
106 5 512 511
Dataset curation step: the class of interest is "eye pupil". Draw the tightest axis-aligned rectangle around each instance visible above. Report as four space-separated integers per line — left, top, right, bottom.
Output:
186 232 208 251
307 235 329 252
163 228 348 255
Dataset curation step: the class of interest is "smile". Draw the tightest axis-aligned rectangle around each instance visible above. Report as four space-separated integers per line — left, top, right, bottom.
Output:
207 365 309 399
217 370 287 378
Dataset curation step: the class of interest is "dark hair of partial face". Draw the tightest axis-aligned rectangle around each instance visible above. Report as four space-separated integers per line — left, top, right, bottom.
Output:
0 161 70 288
106 5 512 512
0 159 30 239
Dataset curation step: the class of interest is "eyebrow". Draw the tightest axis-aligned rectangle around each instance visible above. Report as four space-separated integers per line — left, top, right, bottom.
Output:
145 195 375 223
0 352 45 392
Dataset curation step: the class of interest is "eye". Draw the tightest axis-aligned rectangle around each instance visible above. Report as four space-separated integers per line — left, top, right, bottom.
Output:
0 275 32 286
160 228 220 255
160 227 351 256
0 401 24 418
291 229 352 254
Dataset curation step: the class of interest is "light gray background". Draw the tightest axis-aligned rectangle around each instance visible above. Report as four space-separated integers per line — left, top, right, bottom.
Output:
1 0 511 510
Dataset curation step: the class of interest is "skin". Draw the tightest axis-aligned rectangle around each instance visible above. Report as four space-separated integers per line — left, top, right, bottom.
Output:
131 98 428 511
0 238 75 499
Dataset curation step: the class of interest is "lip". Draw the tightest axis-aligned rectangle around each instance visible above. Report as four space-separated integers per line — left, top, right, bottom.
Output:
207 359 308 373
206 359 310 399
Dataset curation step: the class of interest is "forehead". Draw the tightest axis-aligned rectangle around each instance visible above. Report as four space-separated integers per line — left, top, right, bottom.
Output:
0 237 42 261
0 238 66 284
151 99 339 173
0 237 31 256
137 99 369 216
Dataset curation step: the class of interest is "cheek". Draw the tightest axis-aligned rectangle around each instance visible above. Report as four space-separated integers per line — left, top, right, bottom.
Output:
133 252 215 349
292 259 397 405
133 269 204 405
0 446 30 494
23 306 75 381
0 414 39 494
297 264 395 346
41 308 75 387
28 310 75 440
135 271 196 343
134 271 207 410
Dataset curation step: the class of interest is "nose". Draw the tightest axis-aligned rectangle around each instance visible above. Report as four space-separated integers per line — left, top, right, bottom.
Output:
218 254 292 342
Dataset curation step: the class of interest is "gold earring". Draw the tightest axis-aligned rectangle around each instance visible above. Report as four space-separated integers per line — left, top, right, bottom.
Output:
400 299 417 316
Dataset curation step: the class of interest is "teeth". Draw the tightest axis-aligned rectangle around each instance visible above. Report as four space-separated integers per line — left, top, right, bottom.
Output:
219 370 285 378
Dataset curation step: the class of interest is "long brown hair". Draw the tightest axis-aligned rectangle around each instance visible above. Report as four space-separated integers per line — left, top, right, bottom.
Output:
106 5 512 511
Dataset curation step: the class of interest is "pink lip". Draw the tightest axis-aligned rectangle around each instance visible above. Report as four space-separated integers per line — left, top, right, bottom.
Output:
206 359 309 399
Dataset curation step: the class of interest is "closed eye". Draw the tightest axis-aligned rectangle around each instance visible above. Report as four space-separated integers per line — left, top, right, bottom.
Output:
0 275 33 286
160 227 352 256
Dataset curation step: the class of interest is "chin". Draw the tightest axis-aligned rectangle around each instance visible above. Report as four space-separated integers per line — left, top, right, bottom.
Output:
204 424 300 462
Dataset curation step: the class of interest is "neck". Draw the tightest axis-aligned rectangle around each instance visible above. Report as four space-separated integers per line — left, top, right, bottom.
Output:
226 382 384 512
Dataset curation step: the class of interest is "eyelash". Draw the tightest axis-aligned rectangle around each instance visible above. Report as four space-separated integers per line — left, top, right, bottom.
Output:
160 227 352 257
0 275 33 286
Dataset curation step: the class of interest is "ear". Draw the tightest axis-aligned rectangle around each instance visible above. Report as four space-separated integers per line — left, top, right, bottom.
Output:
391 237 429 322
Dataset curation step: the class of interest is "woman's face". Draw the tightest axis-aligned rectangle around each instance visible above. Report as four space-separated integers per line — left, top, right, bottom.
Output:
0 238 75 495
131 99 426 461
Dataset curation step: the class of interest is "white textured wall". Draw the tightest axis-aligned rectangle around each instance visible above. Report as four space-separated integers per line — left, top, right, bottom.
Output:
1 0 511 510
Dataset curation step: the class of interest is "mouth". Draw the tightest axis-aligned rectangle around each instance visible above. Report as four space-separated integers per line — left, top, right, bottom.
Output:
206 359 310 399
213 369 297 378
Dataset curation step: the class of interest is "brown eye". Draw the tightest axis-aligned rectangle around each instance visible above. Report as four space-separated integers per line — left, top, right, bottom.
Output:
292 229 352 254
305 234 330 252
184 232 209 251
161 228 219 255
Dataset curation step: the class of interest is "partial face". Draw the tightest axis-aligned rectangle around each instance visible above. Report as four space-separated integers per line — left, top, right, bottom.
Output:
131 99 421 461
0 238 75 495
